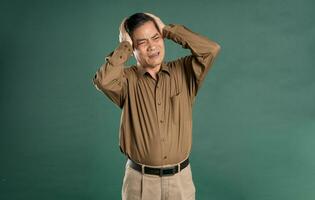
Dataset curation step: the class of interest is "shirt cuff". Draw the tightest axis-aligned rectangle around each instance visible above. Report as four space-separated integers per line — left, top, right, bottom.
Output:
106 41 133 66
162 24 172 38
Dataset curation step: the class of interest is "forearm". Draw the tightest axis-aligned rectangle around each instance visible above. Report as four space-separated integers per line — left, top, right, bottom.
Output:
163 24 221 61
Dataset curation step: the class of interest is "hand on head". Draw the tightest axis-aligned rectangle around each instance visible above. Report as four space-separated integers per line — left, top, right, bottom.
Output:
144 13 165 34
119 13 165 46
119 17 133 46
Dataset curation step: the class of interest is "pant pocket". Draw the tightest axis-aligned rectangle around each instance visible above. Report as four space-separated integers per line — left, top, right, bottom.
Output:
179 165 196 199
122 166 143 200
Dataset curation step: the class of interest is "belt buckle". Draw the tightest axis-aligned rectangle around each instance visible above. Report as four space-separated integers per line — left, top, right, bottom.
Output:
160 166 176 176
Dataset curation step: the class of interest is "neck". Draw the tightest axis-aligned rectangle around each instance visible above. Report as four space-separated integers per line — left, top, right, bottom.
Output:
139 64 161 80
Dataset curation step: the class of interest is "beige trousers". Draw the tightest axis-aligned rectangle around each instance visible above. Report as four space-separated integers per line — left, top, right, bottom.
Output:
122 162 196 200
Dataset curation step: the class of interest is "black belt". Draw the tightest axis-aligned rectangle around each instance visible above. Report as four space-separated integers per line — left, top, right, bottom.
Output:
127 158 189 176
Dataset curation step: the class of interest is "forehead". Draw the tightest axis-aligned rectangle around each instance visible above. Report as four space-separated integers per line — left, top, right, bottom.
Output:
132 21 160 40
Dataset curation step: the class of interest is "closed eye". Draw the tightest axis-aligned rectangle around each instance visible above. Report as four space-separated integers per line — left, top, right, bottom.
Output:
152 34 160 40
137 40 147 45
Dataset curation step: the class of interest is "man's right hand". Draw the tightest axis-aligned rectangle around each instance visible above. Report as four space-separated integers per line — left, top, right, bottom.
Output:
145 13 166 35
119 18 133 46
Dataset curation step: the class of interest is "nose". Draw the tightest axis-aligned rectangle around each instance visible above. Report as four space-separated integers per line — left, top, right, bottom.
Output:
147 40 156 51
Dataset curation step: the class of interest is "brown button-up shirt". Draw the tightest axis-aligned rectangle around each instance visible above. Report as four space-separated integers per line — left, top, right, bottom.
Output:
93 24 220 166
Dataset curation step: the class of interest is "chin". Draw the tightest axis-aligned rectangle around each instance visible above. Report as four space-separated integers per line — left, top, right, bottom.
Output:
143 56 164 68
151 58 163 67
150 62 162 68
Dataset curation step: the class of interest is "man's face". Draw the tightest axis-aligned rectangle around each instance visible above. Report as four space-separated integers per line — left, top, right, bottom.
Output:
131 21 165 69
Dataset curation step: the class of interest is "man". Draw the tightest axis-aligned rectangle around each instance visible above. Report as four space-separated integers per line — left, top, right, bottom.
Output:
92 12 220 200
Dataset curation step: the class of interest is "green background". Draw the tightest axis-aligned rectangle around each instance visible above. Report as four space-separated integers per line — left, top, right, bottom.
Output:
1 0 314 199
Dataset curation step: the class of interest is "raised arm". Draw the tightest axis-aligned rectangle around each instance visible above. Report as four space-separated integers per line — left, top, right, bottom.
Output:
92 19 133 108
163 24 221 97
146 13 220 97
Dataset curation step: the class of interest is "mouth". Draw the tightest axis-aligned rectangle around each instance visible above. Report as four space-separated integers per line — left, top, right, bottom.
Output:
148 52 160 59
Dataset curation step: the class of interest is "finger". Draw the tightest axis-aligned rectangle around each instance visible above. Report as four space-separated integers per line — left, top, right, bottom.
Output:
145 12 156 19
144 12 163 32
119 17 127 32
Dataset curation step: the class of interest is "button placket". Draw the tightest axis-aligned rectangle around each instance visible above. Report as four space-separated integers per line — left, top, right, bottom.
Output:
155 82 163 126
155 78 168 163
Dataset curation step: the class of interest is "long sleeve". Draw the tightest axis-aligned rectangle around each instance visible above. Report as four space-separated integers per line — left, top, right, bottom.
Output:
163 24 221 97
92 41 133 108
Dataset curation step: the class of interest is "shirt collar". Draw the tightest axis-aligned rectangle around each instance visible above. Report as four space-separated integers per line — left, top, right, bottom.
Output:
136 62 170 77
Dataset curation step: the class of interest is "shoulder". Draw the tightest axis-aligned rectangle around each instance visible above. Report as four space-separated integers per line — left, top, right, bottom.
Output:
165 55 192 73
123 65 137 75
122 65 142 82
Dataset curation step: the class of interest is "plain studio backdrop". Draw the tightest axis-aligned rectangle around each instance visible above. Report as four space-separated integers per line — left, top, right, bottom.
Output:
0 0 314 199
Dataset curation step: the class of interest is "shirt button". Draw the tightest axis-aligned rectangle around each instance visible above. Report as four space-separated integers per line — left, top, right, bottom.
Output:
160 120 164 123
164 156 167 159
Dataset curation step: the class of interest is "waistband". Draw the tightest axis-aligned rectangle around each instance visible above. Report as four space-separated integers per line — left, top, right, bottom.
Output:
127 157 189 176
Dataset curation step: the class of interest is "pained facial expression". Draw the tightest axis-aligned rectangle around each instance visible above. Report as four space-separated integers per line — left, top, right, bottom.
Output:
131 21 165 69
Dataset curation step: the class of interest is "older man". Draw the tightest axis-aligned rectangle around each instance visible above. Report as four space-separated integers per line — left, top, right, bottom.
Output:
92 12 220 200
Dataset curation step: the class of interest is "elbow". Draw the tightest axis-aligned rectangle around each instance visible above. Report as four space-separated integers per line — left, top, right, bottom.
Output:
203 42 221 58
92 78 102 92
92 72 108 92
200 42 221 67
212 43 221 57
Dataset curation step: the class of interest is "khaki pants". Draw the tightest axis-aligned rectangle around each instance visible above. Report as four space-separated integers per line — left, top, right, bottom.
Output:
122 162 196 200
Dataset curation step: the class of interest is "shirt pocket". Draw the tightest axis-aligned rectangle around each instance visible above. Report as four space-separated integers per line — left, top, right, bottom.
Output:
170 72 182 98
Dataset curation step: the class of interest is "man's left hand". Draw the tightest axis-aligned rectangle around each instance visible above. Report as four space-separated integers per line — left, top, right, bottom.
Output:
145 13 166 35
